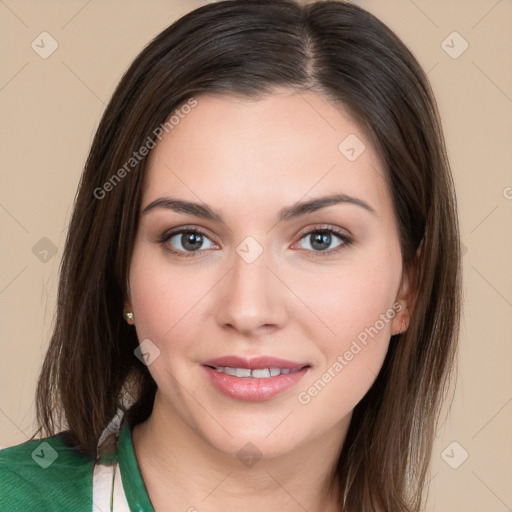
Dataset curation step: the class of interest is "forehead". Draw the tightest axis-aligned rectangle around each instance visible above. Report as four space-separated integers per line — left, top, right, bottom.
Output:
143 90 389 217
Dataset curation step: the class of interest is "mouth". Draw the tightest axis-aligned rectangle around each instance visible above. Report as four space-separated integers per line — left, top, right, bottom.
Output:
201 356 311 402
206 366 303 378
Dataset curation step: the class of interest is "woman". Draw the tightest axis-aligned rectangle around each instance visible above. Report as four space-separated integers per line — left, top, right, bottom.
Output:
0 0 461 510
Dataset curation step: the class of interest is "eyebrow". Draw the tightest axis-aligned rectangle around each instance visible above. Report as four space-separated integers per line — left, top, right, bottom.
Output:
141 193 376 222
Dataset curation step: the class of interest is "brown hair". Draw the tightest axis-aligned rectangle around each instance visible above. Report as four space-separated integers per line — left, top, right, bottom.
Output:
35 1 461 510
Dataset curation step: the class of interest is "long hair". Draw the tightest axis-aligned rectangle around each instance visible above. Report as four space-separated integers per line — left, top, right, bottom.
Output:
35 1 462 510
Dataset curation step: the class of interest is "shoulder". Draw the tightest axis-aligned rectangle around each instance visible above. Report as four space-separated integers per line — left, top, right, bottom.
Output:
0 432 95 512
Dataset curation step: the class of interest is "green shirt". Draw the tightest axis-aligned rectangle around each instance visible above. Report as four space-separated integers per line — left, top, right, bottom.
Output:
0 421 154 512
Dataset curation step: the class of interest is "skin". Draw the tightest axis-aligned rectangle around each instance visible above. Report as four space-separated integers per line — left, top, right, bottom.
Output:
125 89 413 512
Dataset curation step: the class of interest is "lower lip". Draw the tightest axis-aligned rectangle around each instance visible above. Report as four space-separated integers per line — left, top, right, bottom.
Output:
202 366 309 402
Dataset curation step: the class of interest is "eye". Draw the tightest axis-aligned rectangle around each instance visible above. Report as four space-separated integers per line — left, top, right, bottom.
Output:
158 225 351 258
294 227 352 254
159 228 217 257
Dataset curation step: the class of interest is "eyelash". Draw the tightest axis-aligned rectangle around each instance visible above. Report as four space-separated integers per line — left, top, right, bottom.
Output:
157 225 353 259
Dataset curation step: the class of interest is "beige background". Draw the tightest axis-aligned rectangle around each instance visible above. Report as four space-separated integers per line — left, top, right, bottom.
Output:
1 0 511 510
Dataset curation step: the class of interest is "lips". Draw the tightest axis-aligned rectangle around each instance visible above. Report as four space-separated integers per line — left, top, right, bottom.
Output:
204 354 308 368
202 355 310 402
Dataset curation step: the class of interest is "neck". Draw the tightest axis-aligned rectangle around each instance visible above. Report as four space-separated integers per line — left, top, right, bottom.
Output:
132 392 348 512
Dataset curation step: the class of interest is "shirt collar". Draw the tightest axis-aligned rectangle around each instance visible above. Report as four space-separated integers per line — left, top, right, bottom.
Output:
117 420 155 512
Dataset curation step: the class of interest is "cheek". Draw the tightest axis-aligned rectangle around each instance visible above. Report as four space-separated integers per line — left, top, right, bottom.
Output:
295 249 401 418
129 246 191 340
299 258 400 351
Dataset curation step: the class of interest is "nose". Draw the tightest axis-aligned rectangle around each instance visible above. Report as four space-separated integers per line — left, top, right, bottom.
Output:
215 246 288 337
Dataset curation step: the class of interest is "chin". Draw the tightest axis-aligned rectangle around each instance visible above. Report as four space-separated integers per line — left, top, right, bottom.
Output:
208 431 303 463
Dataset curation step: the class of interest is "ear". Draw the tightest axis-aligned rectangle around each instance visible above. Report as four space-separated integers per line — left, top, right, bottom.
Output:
390 245 421 335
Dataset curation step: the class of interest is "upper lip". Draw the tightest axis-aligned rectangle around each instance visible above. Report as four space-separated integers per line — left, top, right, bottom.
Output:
202 355 310 370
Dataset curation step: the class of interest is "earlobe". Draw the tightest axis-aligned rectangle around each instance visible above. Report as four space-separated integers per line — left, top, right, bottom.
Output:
391 307 409 336
392 243 421 336
391 270 415 337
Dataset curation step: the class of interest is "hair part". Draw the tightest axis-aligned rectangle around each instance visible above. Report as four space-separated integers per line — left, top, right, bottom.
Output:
35 1 461 510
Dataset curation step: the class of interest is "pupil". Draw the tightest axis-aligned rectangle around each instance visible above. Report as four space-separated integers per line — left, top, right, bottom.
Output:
182 232 202 251
311 232 331 251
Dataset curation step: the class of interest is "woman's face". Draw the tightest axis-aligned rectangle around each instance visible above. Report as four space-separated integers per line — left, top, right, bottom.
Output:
127 89 410 458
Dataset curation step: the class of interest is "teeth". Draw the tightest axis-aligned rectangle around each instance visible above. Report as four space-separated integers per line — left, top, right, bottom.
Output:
252 368 271 378
235 368 251 378
213 366 297 378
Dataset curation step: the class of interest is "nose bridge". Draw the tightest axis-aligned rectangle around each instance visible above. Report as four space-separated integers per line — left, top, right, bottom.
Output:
215 241 287 334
